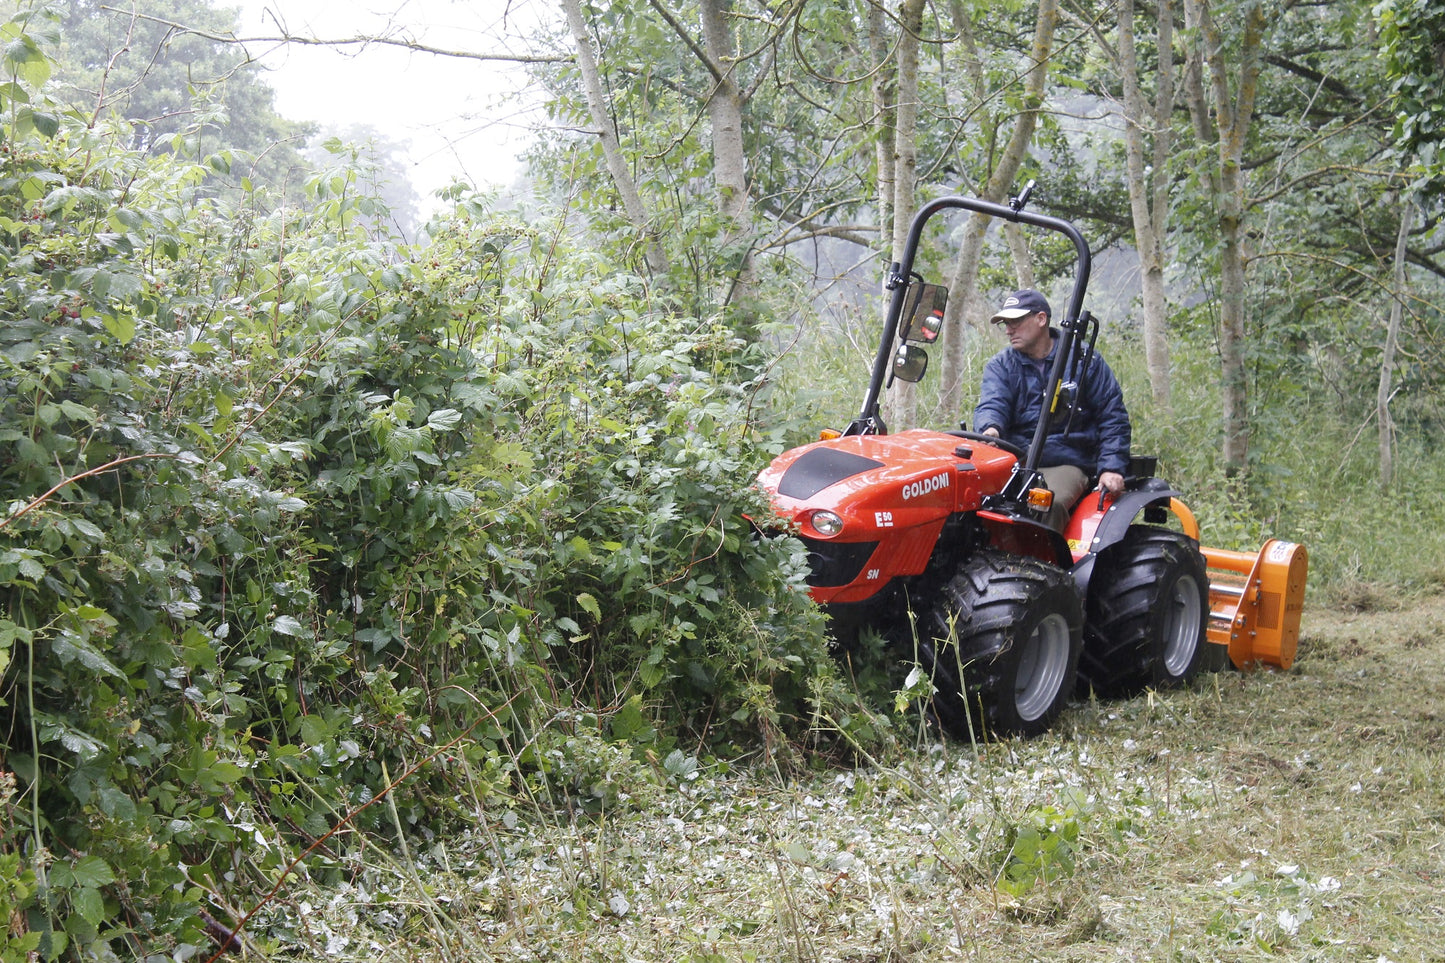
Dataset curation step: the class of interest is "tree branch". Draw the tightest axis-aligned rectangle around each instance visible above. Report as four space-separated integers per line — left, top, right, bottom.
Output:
1265 53 1362 103
647 0 724 80
104 6 571 64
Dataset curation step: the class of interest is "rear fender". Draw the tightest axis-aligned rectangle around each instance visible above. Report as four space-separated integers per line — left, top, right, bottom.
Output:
1071 492 1309 670
1067 487 1184 597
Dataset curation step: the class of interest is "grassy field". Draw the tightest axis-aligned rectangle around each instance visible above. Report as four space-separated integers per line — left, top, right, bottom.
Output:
252 591 1445 962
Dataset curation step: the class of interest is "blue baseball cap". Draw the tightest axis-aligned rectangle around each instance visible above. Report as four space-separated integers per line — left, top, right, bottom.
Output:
990 289 1051 323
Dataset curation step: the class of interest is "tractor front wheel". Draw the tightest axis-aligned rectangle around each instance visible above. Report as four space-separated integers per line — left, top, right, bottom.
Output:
917 551 1082 739
1079 527 1209 697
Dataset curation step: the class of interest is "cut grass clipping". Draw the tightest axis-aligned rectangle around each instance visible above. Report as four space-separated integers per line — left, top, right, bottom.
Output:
230 593 1445 962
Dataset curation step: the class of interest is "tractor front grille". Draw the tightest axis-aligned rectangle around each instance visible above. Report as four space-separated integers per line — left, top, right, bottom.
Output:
800 538 879 587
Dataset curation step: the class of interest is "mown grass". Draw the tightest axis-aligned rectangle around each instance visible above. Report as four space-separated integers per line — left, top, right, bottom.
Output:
234 591 1445 962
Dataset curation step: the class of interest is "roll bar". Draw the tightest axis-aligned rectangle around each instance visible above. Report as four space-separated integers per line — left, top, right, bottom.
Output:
845 189 1093 476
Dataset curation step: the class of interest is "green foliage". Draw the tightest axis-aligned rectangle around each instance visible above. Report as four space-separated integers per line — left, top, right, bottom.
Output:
1376 0 1445 199
1120 330 1445 593
993 801 1085 897
0 25 853 960
26 0 314 198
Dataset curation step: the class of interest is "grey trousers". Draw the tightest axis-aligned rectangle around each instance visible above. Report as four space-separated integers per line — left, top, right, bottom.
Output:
1040 464 1088 531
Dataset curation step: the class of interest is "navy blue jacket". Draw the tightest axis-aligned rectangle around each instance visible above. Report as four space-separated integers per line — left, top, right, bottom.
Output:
972 333 1131 476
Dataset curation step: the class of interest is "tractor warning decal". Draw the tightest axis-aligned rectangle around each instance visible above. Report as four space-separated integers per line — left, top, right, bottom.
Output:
1268 540 1297 563
901 471 950 501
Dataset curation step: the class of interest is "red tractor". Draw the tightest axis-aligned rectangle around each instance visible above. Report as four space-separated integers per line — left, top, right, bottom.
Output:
756 187 1308 738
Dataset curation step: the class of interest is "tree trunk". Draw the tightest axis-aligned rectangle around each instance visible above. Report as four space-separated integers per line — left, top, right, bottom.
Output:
869 3 896 251
1119 0 1176 407
562 0 670 276
1378 197 1414 489
890 0 925 261
1004 222 1037 290
1182 0 1268 476
883 0 927 431
936 0 1058 419
698 0 755 306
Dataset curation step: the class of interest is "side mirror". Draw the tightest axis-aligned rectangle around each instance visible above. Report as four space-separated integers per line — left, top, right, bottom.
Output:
892 343 929 383
902 283 947 344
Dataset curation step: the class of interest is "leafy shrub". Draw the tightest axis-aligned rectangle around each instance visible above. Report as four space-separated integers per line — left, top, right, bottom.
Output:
1 27 854 960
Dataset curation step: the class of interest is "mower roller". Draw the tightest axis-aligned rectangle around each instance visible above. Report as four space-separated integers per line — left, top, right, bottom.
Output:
755 184 1308 738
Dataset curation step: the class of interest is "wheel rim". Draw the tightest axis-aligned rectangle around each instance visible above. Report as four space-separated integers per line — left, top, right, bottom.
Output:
1161 574 1204 677
1014 612 1073 722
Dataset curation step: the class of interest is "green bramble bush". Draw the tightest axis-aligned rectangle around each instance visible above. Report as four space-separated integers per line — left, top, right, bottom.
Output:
0 23 856 960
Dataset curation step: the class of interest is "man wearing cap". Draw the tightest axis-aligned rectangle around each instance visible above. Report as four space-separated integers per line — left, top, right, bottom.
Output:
973 289 1131 531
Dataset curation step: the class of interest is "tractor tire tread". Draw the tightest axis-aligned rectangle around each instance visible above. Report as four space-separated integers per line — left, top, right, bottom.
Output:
917 550 1082 739
1079 527 1209 698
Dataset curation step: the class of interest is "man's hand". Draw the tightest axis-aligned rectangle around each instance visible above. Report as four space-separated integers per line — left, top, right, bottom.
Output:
982 427 1000 438
1098 471 1125 494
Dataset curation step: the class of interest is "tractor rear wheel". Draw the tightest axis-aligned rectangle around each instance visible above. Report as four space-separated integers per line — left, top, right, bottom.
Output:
916 551 1082 739
1079 527 1209 697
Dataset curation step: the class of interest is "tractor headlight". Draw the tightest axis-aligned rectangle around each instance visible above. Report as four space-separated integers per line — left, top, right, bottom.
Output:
808 510 844 537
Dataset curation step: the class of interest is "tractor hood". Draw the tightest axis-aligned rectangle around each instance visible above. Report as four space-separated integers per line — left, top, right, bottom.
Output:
756 430 1017 603
761 430 1015 510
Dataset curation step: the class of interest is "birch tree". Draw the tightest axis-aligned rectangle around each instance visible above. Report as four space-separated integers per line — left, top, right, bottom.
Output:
1180 0 1273 475
886 0 927 261
870 2 898 252
562 0 671 275
695 0 755 301
1377 198 1415 489
541 0 808 319
1376 0 1445 484
936 0 1058 419
1117 0 1178 407
878 0 928 430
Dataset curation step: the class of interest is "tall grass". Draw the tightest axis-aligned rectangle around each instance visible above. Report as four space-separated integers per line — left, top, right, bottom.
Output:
1122 337 1445 595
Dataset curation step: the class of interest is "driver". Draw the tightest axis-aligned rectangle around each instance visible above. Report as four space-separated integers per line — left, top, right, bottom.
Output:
973 289 1131 531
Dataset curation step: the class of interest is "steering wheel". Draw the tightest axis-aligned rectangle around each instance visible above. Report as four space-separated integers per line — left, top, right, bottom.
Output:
946 429 1026 460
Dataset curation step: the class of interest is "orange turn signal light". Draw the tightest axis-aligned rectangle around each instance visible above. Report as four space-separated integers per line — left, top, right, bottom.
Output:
818 428 842 440
1026 487 1054 511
